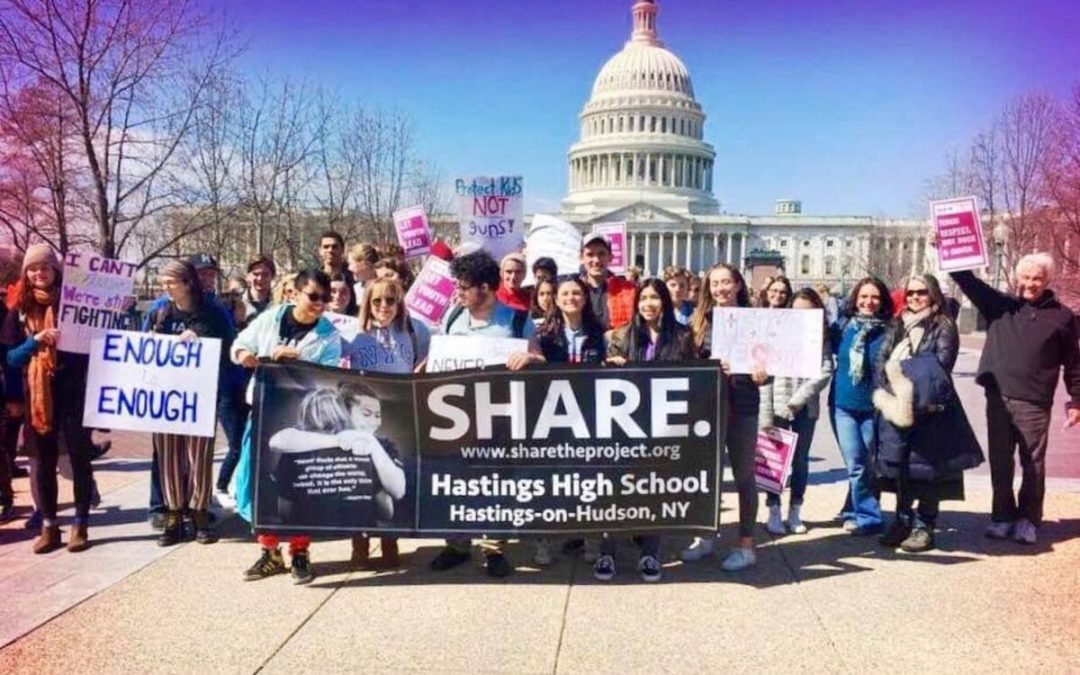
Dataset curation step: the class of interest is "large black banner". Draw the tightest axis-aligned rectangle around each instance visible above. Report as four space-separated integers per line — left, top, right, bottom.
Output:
252 360 725 536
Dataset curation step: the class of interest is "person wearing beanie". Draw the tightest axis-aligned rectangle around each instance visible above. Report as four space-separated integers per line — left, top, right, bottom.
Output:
495 252 530 312
1 243 97 553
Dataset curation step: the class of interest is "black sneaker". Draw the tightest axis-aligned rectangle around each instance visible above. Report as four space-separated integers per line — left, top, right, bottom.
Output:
290 551 315 585
25 510 41 530
243 547 286 581
638 555 662 582
430 546 471 571
900 527 935 553
12 465 29 478
593 554 616 581
485 553 512 578
878 519 912 547
0 503 13 523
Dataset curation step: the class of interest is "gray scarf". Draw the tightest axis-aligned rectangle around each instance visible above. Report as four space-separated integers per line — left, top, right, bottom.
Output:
848 315 886 384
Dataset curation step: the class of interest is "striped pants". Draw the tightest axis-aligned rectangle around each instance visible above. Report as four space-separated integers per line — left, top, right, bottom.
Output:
152 434 214 512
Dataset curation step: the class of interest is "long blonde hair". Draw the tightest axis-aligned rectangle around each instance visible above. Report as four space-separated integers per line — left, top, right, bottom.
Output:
358 277 409 333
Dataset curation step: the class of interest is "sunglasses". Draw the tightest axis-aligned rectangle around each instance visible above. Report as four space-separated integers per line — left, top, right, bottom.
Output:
304 291 330 303
371 296 398 306
906 289 930 298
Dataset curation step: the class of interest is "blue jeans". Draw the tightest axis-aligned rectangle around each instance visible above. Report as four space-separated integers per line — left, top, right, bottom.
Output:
766 409 816 507
833 407 882 529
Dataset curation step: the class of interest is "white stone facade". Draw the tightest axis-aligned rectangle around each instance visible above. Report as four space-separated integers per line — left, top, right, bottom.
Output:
552 0 929 289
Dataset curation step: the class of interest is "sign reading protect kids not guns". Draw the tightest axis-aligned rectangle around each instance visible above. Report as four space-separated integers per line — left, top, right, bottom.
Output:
456 176 524 261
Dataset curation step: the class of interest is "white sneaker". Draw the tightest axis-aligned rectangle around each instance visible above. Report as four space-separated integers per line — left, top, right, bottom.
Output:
533 539 553 566
213 490 236 511
842 520 858 533
721 547 757 572
787 505 807 534
766 505 786 535
1012 519 1037 545
984 521 1014 540
680 536 716 562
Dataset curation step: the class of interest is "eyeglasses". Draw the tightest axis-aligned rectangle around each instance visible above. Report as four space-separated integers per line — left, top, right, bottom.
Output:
906 289 930 298
305 291 330 303
371 296 398 306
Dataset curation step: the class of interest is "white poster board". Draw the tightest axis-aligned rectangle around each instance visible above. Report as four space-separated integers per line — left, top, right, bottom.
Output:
455 176 525 261
58 252 137 354
324 311 360 342
83 331 222 437
524 214 582 286
710 307 824 378
426 335 529 373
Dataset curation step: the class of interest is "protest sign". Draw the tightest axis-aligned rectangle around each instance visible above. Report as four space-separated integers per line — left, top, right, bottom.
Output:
83 330 221 437
591 222 627 274
456 176 524 261
754 426 798 493
931 196 988 272
324 311 359 342
524 214 582 286
404 257 454 328
393 204 432 259
710 307 824 378
252 360 724 536
57 252 138 354
425 335 529 373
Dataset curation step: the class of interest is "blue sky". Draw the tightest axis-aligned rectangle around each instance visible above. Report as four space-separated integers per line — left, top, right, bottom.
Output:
223 0 1080 217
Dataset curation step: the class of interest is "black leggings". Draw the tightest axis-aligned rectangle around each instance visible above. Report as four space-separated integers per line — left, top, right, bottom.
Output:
26 415 95 522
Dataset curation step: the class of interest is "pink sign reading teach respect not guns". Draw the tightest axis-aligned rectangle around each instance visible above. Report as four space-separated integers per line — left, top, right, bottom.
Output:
393 205 432 259
405 257 454 327
754 426 799 494
931 196 989 273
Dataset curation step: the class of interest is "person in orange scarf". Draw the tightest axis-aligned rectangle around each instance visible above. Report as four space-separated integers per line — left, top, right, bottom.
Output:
1 244 96 553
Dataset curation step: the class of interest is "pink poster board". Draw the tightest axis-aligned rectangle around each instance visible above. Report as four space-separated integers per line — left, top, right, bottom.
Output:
931 196 989 272
405 257 455 328
754 426 798 493
591 221 627 275
393 205 432 259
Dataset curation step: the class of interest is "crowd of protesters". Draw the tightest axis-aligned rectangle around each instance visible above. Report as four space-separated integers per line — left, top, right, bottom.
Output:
0 227 1076 586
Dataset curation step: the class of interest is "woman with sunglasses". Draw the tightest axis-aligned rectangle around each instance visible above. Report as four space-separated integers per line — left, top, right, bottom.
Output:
681 264 768 572
871 274 981 552
345 277 429 568
231 269 342 584
145 260 235 546
596 278 694 582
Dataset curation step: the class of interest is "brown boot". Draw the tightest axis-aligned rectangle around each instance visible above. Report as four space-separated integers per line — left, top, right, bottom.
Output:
380 537 400 568
32 525 62 554
350 535 371 569
67 522 91 553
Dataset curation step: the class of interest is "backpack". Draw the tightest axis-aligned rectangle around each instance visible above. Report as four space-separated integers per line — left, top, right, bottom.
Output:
444 306 528 338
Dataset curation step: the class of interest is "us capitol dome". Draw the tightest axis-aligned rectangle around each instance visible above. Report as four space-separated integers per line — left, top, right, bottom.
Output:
561 0 719 217
546 1 928 289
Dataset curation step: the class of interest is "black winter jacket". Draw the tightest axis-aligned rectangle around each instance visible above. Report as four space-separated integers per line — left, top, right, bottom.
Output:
951 271 1080 408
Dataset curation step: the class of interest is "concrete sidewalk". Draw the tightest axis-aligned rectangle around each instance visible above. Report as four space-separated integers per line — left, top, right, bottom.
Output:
0 473 1077 673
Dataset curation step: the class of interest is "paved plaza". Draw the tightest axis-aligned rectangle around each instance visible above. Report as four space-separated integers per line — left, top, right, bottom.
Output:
0 342 1077 673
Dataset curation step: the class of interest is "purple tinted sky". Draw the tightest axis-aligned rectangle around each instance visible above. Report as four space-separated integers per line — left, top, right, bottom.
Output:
222 0 1079 217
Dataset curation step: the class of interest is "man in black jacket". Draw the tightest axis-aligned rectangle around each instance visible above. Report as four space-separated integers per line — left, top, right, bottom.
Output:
949 252 1079 545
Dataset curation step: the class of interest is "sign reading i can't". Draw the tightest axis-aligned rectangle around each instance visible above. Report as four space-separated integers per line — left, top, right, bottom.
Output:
455 176 524 261
57 252 138 354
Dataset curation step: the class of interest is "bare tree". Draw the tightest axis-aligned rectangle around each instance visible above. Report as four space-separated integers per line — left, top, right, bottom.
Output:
0 0 236 265
997 92 1058 289
1041 85 1080 305
353 108 414 244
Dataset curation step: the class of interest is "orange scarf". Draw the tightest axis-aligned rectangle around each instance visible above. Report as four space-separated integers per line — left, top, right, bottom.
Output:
25 288 57 434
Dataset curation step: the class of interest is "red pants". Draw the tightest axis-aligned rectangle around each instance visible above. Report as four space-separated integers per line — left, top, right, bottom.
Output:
257 533 311 554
